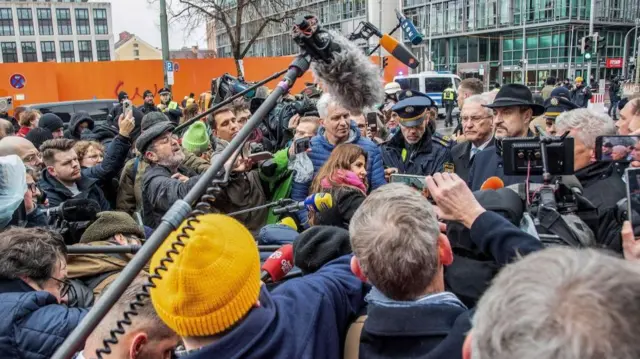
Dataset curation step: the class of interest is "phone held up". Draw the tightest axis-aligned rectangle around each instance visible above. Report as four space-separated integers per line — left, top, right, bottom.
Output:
390 173 427 191
595 135 640 163
366 112 378 133
625 167 640 237
294 137 311 154
123 99 133 117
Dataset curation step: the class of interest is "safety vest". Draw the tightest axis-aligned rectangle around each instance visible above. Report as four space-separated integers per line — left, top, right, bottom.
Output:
159 101 179 111
443 88 455 101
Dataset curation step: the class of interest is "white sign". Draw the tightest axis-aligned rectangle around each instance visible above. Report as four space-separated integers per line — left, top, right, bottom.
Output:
167 71 175 85
15 94 24 101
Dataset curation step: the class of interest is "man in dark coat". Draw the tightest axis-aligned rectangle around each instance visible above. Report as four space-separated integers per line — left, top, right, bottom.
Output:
452 93 494 183
381 90 454 179
468 84 545 190
108 91 128 126
139 90 159 115
0 227 88 359
555 108 625 253
39 138 111 210
349 176 542 359
64 111 95 140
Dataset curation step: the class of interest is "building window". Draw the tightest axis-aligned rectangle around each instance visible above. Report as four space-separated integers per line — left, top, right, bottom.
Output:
41 41 56 62
1 42 17 63
0 8 14 36
56 9 72 35
78 40 92 62
21 41 37 62
93 8 108 35
96 40 110 61
133 43 139 48
60 41 74 62
75 9 90 35
133 49 139 56
17 8 34 36
37 8 53 35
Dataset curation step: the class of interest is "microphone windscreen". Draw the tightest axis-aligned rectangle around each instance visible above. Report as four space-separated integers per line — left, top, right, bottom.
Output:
261 244 294 282
310 30 384 114
305 193 333 212
480 176 505 191
61 198 100 222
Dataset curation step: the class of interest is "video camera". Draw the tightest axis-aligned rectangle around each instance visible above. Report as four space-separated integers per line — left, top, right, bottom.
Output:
209 73 257 108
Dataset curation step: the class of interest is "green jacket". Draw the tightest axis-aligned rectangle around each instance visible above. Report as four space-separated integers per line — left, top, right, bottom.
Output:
261 148 294 224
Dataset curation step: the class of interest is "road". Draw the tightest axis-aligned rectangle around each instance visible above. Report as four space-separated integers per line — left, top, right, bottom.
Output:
435 118 457 137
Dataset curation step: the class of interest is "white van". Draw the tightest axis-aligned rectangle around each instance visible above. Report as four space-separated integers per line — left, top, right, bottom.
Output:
394 71 462 118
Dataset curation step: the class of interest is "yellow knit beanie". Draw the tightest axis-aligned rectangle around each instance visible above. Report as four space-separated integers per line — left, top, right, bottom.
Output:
149 214 261 337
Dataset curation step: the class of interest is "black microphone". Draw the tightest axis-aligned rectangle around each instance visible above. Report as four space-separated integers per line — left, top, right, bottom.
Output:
272 193 333 215
46 198 101 222
295 15 384 114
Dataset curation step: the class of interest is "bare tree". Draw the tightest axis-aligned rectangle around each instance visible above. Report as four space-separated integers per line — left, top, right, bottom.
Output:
168 0 308 76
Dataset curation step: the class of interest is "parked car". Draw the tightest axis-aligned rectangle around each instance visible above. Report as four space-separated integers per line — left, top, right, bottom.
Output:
25 99 118 128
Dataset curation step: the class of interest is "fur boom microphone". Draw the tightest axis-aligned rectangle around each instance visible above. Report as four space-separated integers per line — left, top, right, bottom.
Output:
310 30 385 114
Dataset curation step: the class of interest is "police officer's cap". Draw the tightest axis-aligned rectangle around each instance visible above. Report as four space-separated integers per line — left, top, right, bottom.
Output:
158 87 171 95
392 90 436 127
544 96 578 120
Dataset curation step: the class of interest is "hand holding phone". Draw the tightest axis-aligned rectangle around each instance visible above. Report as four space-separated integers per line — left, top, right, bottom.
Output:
123 99 133 116
248 151 273 163
390 173 427 191
294 137 311 154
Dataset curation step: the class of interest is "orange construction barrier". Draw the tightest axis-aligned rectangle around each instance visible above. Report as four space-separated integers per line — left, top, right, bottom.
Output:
0 56 406 108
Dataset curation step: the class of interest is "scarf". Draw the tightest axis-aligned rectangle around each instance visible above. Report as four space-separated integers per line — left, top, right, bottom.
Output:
320 169 367 195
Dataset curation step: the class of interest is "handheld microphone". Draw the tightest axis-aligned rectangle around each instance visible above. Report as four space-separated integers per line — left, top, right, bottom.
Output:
309 29 384 114
46 198 101 222
272 193 333 215
379 34 420 69
260 244 294 282
395 9 424 46
480 176 505 191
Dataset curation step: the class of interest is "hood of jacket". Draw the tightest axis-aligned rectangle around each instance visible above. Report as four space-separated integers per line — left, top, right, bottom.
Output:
69 112 95 136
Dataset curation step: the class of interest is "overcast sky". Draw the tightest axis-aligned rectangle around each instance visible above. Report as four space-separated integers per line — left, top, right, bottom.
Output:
95 0 207 49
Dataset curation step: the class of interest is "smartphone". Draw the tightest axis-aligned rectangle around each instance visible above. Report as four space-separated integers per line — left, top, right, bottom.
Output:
390 173 426 191
595 135 640 162
248 151 274 162
366 112 378 132
123 99 133 116
294 137 311 154
626 167 640 237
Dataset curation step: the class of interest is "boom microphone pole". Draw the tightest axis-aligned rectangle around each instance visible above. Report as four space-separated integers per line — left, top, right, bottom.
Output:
51 55 311 359
173 68 287 134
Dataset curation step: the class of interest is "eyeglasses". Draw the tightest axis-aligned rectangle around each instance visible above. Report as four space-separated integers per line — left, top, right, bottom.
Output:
23 152 42 163
49 276 71 298
461 115 492 124
27 182 39 192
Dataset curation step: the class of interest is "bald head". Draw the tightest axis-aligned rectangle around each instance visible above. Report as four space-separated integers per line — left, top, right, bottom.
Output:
0 119 13 139
0 136 38 158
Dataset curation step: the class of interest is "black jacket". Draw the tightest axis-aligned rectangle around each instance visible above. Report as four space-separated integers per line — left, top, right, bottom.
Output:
141 164 201 228
138 103 159 115
381 130 453 176
108 103 123 126
358 211 544 359
64 112 95 140
39 169 111 211
575 162 626 252
452 138 494 183
81 134 132 208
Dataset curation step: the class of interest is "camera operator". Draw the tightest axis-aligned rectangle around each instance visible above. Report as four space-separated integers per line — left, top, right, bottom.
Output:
348 176 543 359
554 108 625 252
0 227 88 358
469 84 545 190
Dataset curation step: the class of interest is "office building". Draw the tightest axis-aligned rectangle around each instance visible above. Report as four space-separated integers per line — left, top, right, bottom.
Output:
0 0 114 63
402 0 640 88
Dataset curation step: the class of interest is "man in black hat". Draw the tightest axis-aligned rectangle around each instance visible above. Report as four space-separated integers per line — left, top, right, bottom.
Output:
139 90 159 115
108 91 128 126
381 90 453 179
468 84 545 191
157 87 182 124
38 113 65 139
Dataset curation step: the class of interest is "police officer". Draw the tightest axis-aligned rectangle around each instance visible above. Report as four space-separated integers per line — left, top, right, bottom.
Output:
381 90 454 180
540 94 579 136
157 87 183 124
442 83 457 127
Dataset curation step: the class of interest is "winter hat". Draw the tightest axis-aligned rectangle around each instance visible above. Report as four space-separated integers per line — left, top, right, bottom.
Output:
182 121 210 154
143 90 154 98
25 128 53 151
38 113 64 133
293 226 352 275
118 91 128 102
80 211 144 244
149 214 261 337
136 121 175 153
141 112 169 132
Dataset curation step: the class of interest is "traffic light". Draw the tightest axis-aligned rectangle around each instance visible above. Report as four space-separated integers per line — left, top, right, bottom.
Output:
595 33 606 53
382 56 389 69
581 35 593 60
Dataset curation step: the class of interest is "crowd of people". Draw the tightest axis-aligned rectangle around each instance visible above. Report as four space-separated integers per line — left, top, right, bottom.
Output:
0 70 640 359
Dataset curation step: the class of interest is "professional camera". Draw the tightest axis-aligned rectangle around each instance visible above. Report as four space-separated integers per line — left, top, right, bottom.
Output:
209 73 257 108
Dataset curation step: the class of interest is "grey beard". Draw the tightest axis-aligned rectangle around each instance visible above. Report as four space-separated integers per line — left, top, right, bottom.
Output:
157 151 185 170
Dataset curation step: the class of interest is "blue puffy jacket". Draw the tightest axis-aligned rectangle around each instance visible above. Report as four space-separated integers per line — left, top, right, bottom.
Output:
290 123 385 222
0 279 88 359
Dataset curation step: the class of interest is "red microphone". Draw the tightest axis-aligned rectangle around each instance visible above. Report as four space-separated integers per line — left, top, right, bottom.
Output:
480 176 505 191
260 244 294 282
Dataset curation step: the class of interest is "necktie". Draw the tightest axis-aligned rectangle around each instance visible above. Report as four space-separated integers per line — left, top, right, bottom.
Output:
470 147 479 159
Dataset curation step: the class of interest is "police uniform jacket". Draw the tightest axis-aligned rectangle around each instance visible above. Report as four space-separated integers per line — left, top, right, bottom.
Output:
381 129 453 176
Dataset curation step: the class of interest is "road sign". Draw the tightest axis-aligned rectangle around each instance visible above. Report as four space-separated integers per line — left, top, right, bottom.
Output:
167 71 175 86
173 62 180 72
165 61 174 72
9 74 26 89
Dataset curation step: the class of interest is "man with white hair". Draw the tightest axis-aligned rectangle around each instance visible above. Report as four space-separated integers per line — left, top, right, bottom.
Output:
555 108 624 251
290 93 385 222
350 175 542 358
464 247 640 359
451 94 494 182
